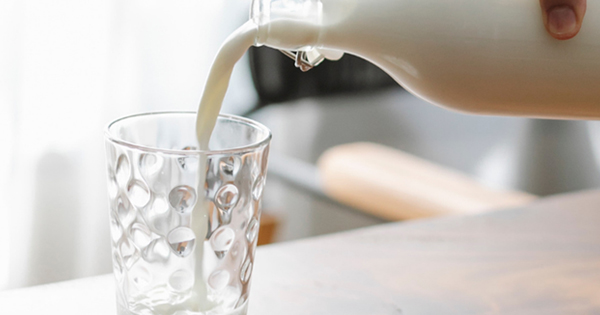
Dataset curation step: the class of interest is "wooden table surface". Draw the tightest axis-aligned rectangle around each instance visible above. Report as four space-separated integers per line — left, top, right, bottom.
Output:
2 190 600 314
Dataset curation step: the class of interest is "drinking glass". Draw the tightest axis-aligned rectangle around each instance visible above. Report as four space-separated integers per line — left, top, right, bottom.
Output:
104 112 271 315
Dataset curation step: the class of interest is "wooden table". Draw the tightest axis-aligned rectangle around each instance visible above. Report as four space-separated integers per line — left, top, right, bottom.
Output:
2 190 600 314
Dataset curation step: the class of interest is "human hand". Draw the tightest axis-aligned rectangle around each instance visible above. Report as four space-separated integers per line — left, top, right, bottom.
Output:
540 0 586 40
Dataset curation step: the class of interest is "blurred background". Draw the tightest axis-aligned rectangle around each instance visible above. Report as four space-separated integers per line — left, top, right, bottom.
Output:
2 0 600 291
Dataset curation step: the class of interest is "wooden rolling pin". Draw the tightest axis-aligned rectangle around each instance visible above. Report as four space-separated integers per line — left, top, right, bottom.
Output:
317 142 537 220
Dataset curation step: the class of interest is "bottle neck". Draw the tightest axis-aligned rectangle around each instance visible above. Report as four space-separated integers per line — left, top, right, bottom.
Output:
250 0 348 70
251 0 323 47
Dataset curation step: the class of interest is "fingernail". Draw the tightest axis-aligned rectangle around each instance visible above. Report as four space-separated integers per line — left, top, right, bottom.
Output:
547 5 577 35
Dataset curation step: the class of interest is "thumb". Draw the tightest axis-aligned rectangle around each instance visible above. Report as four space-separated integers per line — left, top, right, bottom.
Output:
540 0 586 40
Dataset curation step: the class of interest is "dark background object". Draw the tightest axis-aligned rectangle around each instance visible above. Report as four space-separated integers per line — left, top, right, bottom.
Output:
248 46 398 107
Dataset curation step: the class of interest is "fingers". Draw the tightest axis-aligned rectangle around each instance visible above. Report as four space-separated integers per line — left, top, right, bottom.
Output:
539 0 587 40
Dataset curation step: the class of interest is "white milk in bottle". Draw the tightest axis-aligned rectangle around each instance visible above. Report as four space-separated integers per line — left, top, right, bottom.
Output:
251 0 600 119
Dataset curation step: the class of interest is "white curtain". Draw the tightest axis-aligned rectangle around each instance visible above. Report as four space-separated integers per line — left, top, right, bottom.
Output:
0 0 256 290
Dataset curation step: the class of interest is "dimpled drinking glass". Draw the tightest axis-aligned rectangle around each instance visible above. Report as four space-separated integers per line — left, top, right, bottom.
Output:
104 112 271 315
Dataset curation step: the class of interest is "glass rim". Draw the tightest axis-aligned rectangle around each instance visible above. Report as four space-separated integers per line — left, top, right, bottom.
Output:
105 111 272 155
